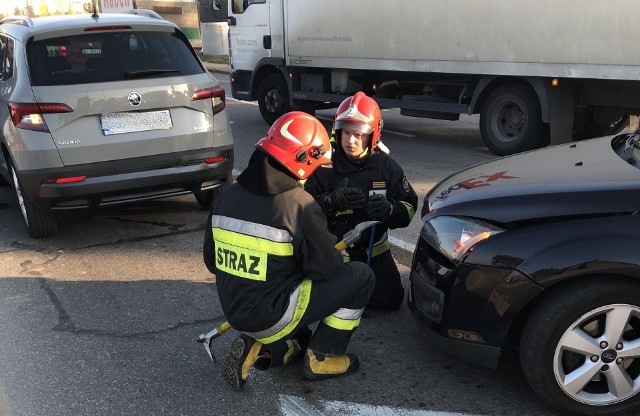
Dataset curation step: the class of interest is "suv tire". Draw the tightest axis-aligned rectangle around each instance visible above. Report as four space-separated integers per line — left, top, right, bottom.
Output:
194 184 227 210
520 278 640 416
10 163 58 238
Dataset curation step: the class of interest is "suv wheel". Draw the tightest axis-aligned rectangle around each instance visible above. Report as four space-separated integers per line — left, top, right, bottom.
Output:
10 163 58 238
520 278 640 416
194 184 227 210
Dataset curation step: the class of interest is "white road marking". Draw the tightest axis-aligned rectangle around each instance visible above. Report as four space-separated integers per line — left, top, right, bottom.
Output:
279 395 483 416
389 234 416 253
0 381 12 416
227 97 259 105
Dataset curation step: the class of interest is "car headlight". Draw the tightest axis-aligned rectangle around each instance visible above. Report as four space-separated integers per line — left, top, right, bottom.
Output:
421 216 505 261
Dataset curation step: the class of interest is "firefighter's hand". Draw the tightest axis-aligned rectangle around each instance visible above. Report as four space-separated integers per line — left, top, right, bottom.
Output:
322 187 365 213
367 194 392 220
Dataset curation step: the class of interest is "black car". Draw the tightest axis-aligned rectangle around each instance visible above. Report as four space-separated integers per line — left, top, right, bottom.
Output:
408 132 640 416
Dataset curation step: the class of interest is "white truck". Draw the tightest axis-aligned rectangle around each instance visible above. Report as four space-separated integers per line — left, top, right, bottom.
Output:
213 0 638 155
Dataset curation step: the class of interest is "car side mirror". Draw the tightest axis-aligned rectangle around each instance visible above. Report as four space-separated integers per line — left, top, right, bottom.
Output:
211 0 228 19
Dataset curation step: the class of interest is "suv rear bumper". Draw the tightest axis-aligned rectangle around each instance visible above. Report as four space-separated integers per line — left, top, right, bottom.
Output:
17 147 233 210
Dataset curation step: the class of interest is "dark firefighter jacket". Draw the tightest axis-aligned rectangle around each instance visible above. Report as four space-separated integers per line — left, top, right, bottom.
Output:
203 150 343 337
305 144 418 253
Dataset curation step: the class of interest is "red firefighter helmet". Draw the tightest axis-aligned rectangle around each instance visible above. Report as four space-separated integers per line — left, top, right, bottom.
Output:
333 91 383 151
256 111 332 180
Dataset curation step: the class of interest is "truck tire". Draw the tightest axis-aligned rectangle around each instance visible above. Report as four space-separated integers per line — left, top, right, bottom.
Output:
574 111 629 141
520 278 640 416
258 73 292 125
10 162 58 238
480 84 545 156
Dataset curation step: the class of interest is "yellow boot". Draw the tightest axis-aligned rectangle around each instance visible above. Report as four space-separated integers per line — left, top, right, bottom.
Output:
303 348 359 380
222 335 263 390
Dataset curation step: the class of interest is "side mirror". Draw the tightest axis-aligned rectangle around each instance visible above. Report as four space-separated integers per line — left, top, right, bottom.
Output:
211 0 228 19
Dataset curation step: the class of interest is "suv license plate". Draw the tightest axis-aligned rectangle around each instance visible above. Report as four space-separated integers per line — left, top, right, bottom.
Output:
100 110 173 136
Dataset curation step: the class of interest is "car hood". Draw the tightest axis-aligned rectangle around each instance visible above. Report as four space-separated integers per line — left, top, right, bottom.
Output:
425 136 640 223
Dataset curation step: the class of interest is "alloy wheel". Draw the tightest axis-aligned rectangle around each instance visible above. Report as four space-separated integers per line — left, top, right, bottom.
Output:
553 303 640 405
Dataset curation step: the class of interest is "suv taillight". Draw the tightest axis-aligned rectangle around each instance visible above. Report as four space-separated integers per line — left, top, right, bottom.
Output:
191 86 225 115
9 102 74 132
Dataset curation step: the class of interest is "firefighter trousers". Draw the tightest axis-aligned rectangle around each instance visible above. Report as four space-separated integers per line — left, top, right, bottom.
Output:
258 261 375 367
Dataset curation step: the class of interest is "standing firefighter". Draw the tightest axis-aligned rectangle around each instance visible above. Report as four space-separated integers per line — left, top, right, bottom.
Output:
305 92 418 310
203 112 375 389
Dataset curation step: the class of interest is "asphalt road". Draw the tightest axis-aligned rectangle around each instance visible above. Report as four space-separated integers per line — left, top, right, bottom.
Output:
0 73 565 416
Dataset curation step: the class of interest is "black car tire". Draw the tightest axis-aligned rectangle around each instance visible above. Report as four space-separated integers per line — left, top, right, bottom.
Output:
10 162 58 238
480 83 546 156
258 73 292 125
194 184 227 210
520 278 640 416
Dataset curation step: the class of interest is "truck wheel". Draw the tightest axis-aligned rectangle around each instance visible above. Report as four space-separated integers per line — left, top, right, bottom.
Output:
10 162 58 238
574 111 629 141
520 278 640 416
480 84 545 156
258 73 292 125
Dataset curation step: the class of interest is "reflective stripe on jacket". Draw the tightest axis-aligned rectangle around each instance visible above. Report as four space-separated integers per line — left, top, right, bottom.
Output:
203 182 343 336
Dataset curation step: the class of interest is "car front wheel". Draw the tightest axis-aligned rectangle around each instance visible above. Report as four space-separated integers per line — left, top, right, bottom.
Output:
520 278 640 416
10 163 58 238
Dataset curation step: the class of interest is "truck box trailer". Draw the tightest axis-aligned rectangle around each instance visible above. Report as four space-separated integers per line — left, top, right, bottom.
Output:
214 0 639 155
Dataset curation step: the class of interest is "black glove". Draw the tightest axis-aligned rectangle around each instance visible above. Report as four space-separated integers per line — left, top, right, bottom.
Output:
321 178 365 213
367 193 392 220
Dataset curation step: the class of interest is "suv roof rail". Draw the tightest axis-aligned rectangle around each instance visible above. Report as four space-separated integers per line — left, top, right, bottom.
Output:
0 16 34 27
122 9 164 20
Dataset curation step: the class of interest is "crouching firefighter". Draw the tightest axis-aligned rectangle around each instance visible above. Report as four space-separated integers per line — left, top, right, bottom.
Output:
305 92 418 310
203 112 375 390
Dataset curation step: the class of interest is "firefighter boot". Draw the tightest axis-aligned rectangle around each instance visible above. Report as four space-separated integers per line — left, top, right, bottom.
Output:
222 334 264 390
303 348 360 380
254 326 312 369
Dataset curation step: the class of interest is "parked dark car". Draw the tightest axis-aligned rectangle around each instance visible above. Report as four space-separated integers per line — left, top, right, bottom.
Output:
408 132 640 416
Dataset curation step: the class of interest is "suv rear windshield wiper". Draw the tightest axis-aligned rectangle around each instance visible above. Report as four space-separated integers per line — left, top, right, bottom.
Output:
125 69 180 79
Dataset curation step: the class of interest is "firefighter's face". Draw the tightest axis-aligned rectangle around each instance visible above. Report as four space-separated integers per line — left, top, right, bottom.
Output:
341 127 370 160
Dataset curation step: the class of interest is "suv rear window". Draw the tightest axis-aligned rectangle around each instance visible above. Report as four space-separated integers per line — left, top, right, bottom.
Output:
27 31 203 86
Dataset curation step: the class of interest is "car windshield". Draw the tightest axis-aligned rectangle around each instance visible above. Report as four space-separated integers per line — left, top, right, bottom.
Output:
27 30 203 86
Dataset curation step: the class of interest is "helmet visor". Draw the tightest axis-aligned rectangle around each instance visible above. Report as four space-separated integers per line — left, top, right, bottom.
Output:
334 120 374 135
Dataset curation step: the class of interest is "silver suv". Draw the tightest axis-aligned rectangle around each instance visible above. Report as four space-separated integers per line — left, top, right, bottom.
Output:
0 11 233 237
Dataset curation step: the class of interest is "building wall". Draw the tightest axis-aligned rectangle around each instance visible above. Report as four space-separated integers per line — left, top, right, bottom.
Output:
136 0 201 48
